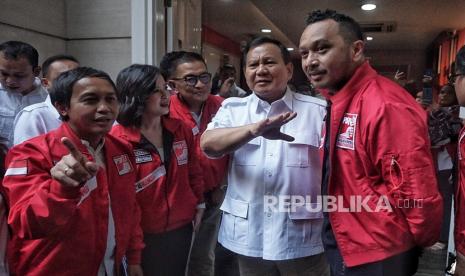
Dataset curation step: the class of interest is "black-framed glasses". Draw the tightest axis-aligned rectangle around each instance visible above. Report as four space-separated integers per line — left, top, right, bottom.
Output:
171 72 212 86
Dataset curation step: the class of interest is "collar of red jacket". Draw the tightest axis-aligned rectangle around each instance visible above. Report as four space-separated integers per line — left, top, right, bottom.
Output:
56 122 98 161
170 94 223 116
111 116 182 143
319 61 377 103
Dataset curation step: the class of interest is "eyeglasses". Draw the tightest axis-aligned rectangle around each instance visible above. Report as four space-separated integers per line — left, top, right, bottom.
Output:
171 72 212 86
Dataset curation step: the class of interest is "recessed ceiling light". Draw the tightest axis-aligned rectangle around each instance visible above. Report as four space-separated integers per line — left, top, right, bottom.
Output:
361 4 376 11
287 47 294 51
366 36 373 41
261 28 272 33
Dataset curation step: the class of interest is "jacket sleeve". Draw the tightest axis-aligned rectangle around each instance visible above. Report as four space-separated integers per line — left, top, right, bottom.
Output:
368 102 443 247
186 128 205 203
2 143 82 239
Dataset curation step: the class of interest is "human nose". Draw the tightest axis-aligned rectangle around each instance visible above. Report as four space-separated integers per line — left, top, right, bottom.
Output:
97 100 111 113
256 63 269 75
4 76 17 85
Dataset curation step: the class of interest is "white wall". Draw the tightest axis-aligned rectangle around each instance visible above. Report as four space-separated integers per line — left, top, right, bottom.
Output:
66 0 132 79
0 0 66 66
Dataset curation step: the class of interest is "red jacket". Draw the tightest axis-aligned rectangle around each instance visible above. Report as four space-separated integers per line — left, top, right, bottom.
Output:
111 116 204 234
169 94 228 192
324 62 442 267
2 123 143 275
456 129 465 255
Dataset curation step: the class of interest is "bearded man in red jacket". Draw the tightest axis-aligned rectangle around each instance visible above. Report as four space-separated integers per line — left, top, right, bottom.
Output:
299 9 442 276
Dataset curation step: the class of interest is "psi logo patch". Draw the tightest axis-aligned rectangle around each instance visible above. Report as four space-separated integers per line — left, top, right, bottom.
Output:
113 154 133 175
173 140 188 165
336 113 358 150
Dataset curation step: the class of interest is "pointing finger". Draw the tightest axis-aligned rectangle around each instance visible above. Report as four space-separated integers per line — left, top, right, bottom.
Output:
61 137 87 165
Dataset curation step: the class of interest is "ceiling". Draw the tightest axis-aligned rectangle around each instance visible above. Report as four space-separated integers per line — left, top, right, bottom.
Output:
202 0 465 52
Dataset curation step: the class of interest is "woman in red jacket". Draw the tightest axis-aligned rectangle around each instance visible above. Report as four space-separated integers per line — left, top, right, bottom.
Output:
111 64 205 276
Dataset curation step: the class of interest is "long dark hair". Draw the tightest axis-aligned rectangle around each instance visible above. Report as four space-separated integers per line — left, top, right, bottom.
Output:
116 64 162 127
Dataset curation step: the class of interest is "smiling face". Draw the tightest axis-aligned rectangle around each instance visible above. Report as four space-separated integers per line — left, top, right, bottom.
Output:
59 77 119 145
0 53 39 95
299 19 364 94
169 61 211 108
144 76 170 117
244 43 293 103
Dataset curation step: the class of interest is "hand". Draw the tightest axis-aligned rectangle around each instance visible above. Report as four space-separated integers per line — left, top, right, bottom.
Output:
250 112 297 141
218 77 235 97
128 264 143 276
193 207 205 233
50 137 99 187
210 186 225 205
394 70 406 81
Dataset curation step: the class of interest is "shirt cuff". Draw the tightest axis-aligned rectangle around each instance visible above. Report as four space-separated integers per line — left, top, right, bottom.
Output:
196 202 206 209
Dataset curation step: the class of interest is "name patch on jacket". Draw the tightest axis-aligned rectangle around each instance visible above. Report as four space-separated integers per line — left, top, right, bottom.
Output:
134 149 153 164
5 159 28 176
113 154 133 175
336 113 358 150
173 140 188 165
135 166 166 193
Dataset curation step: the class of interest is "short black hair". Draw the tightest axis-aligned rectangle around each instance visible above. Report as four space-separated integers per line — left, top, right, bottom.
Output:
160 51 207 79
305 9 364 42
51 67 116 121
242 36 291 65
41 54 79 78
0 41 39 68
116 64 162 128
456 46 465 74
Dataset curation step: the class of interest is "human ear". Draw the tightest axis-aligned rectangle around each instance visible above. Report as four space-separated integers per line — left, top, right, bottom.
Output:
351 40 365 63
33 66 41 77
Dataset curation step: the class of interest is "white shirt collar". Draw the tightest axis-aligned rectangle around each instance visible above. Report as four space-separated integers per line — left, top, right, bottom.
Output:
251 86 293 116
81 139 106 168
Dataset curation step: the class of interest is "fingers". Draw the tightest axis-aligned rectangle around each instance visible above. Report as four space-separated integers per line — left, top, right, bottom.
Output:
268 112 297 126
278 133 295 142
50 164 82 187
62 137 86 165
49 137 100 187
85 162 99 175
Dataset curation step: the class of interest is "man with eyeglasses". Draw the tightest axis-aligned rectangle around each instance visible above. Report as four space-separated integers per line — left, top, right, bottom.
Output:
160 51 229 276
